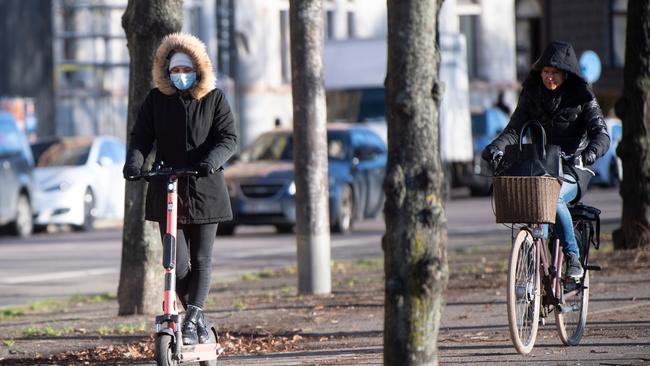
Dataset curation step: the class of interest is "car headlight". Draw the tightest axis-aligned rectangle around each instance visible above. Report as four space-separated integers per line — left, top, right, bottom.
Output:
44 181 70 192
287 181 296 195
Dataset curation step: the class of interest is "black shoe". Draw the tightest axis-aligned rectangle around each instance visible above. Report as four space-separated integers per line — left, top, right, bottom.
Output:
196 310 211 344
565 253 584 279
182 305 201 345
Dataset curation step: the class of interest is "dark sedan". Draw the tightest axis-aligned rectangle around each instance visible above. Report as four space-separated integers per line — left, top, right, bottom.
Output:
222 124 386 235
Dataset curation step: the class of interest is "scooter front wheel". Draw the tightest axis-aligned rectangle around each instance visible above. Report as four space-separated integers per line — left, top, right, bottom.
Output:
155 333 177 366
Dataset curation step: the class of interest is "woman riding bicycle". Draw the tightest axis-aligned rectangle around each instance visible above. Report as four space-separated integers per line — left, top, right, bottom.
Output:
123 33 237 345
482 41 610 279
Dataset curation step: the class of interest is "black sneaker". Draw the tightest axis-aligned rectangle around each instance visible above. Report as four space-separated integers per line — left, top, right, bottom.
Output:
565 253 584 279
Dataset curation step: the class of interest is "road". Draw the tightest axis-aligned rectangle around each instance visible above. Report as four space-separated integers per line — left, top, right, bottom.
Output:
0 187 622 307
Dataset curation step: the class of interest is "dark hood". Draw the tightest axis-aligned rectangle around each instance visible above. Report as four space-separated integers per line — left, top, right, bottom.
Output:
526 41 586 86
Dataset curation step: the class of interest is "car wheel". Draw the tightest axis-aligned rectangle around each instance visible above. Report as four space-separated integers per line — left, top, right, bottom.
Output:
275 224 293 234
13 194 33 238
469 183 492 197
74 188 95 232
217 223 235 236
332 185 354 234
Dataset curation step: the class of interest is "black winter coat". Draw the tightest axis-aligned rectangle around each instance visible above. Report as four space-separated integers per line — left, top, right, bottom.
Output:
486 41 610 198
124 33 237 224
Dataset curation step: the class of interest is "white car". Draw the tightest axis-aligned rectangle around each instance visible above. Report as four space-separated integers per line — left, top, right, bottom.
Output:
31 136 126 230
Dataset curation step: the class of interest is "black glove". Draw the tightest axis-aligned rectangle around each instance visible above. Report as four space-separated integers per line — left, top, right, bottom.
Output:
482 145 504 167
582 148 598 166
195 163 213 177
123 165 141 181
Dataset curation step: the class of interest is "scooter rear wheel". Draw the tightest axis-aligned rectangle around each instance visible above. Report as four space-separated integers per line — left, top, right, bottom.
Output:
155 334 177 366
199 326 220 366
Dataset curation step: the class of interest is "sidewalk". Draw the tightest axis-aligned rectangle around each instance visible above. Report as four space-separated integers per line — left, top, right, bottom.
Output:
1 238 649 365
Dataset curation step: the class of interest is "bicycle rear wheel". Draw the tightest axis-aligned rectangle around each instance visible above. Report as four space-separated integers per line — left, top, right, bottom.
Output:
555 222 590 345
507 229 541 355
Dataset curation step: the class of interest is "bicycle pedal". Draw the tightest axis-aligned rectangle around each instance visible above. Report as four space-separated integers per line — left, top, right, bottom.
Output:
557 303 574 313
585 264 601 271
563 276 581 285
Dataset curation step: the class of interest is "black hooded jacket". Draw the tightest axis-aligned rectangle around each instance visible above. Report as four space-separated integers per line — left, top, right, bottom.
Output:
124 33 237 224
486 41 610 196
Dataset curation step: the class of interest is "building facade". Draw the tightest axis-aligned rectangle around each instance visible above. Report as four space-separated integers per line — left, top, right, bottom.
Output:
1 0 626 144
52 0 220 142
231 0 519 147
515 0 627 116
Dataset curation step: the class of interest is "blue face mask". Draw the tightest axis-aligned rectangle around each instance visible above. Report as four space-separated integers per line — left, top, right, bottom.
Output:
170 72 196 90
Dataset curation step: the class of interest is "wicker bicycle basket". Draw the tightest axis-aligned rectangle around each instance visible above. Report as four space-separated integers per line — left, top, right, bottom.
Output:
492 176 561 224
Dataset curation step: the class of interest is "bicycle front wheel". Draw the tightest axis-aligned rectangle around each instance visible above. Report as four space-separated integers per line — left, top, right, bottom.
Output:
507 229 540 355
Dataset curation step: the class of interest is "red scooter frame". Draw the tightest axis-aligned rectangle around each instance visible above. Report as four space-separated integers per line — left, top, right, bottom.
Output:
131 165 223 366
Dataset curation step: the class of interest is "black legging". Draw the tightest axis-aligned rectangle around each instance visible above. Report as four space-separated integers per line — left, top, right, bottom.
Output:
159 221 218 309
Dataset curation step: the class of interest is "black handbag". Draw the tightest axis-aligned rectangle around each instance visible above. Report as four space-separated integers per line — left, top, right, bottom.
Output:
501 121 562 177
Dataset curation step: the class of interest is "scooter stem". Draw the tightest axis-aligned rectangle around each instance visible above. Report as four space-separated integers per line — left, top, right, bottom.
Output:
162 176 178 317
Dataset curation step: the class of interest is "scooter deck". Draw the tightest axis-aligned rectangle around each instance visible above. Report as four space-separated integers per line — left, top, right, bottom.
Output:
179 342 224 363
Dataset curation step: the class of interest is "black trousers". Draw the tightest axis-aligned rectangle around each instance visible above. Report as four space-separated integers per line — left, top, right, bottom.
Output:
159 221 218 309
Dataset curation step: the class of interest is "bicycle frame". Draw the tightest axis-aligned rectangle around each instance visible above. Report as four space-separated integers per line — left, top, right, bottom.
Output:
520 217 593 319
526 224 564 315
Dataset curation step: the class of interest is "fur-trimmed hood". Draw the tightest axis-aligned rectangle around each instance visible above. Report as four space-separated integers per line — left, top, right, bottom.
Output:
153 33 216 100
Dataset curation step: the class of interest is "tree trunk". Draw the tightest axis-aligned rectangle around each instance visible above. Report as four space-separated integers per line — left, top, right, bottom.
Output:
384 1 448 365
118 0 182 315
289 0 331 295
614 0 650 250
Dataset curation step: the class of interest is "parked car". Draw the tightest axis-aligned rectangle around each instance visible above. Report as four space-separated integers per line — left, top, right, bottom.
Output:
590 118 622 187
30 136 126 231
223 124 387 235
466 107 509 196
0 112 35 237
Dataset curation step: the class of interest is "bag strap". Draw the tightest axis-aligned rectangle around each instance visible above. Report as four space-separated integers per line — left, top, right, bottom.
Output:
518 121 547 160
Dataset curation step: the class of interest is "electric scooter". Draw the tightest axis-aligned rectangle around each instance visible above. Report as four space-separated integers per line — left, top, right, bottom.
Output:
131 163 223 366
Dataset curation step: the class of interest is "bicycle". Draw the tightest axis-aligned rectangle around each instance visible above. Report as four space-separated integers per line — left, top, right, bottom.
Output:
504 201 601 354
129 163 223 366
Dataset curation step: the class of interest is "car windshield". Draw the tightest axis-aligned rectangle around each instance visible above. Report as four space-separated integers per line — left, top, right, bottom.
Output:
32 139 92 167
241 131 347 162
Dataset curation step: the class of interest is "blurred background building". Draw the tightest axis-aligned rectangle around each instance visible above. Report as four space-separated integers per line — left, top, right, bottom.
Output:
0 0 627 143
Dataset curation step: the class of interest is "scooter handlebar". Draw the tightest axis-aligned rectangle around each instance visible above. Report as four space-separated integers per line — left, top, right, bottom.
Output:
127 167 198 181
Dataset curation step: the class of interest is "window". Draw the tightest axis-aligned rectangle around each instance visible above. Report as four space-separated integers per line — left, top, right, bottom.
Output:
347 11 356 38
185 5 202 39
459 15 478 79
216 0 234 78
280 9 291 83
515 0 542 80
326 10 335 40
363 130 387 153
611 0 627 67
351 130 385 161
32 139 92 167
241 131 349 162
98 141 125 164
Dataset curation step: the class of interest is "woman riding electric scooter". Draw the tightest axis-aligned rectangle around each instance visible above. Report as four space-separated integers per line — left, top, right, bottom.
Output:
123 32 237 345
